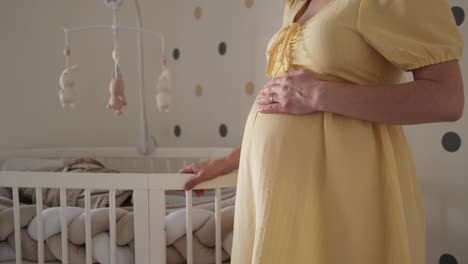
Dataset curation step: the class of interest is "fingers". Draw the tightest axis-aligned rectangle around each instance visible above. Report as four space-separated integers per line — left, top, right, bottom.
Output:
257 103 283 113
184 175 202 190
178 167 194 173
263 78 278 89
263 74 289 92
186 189 205 197
179 162 196 173
260 79 290 104
195 189 205 197
262 77 294 96
256 94 279 105
263 79 283 94
185 175 206 197
262 82 284 98
263 69 308 92
265 72 295 87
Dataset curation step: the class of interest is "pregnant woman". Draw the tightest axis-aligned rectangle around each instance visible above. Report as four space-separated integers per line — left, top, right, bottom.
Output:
179 0 464 263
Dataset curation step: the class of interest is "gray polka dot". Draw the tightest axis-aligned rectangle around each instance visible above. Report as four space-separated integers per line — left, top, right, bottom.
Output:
173 48 180 60
219 124 228 137
442 132 461 152
452 6 465 26
218 42 227 56
174 125 181 137
440 253 458 264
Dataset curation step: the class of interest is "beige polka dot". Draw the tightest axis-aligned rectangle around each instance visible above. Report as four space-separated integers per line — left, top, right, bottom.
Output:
245 81 254 96
244 0 254 8
194 6 202 19
195 84 203 97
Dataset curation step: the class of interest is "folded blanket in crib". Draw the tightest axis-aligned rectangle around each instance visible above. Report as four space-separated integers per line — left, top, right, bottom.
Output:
25 157 132 209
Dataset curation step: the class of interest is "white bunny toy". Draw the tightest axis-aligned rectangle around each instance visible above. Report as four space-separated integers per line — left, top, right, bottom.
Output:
155 64 172 112
59 65 78 109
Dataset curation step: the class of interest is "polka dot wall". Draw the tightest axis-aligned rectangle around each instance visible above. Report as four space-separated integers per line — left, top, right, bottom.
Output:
403 1 468 263
158 0 468 262
161 0 269 145
160 0 263 147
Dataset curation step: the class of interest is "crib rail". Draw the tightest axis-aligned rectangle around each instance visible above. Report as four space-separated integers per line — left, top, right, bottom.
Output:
0 171 237 264
0 147 234 161
0 147 237 264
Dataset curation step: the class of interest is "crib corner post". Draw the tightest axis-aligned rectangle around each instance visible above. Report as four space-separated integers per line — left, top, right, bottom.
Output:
133 188 151 264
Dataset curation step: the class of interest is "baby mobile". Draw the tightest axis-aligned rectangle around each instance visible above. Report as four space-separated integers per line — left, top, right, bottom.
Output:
58 0 172 155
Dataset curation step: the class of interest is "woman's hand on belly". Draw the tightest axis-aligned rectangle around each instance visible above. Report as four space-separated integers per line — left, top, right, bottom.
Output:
256 69 325 115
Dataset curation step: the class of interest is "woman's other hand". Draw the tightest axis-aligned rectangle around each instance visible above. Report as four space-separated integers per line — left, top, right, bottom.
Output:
256 69 325 114
179 158 233 197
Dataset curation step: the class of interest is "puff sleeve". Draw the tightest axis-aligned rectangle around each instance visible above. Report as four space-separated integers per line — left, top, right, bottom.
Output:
357 0 464 71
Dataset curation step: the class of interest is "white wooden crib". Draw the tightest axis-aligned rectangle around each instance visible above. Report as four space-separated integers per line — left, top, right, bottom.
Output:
0 147 238 264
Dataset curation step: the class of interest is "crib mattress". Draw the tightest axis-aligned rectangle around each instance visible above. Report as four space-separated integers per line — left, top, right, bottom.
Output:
0 204 236 263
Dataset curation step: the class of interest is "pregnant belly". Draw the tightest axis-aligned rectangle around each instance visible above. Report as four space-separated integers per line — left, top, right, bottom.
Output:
240 96 382 185
242 98 327 167
239 100 334 202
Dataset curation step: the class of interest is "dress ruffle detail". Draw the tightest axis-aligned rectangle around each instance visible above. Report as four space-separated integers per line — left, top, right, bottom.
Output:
265 23 302 78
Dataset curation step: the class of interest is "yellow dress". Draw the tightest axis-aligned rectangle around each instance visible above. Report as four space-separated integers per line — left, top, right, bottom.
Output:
230 0 464 263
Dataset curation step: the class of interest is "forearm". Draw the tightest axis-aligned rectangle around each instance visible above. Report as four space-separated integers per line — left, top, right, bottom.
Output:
219 146 241 173
317 79 462 125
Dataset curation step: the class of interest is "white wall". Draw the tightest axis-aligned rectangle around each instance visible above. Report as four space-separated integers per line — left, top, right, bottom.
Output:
0 0 245 150
0 0 467 263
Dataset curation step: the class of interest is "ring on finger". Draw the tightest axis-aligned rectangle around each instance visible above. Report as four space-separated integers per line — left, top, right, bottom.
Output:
269 95 274 103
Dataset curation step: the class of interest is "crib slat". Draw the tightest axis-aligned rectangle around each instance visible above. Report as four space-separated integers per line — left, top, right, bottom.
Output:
12 187 22 264
36 187 44 264
186 190 193 264
149 189 166 264
109 189 116 264
215 188 222 264
60 188 69 264
84 189 92 264
133 189 150 264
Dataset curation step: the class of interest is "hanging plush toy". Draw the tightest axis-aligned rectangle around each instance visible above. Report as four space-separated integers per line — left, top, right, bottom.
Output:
59 41 79 109
59 65 78 108
106 19 127 116
107 63 127 115
155 57 172 112
58 0 170 155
